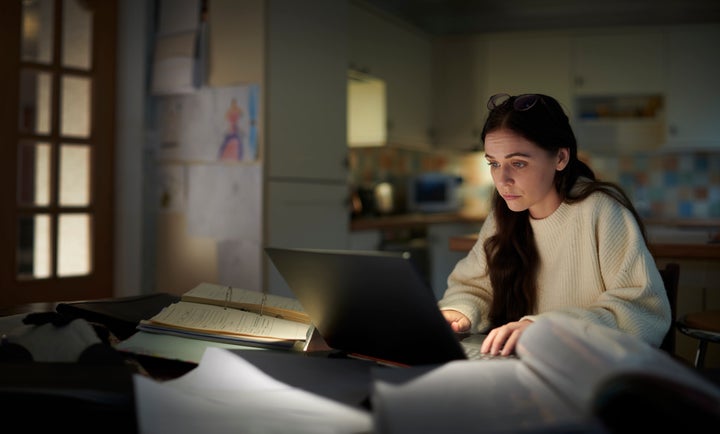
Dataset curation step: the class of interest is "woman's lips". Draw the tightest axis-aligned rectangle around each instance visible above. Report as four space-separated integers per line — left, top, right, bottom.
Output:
502 194 520 201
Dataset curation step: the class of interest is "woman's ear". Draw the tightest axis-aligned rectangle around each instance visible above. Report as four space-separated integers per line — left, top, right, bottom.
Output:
556 148 570 171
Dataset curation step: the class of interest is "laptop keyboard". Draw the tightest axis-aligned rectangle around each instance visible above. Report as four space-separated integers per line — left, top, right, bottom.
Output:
462 343 517 360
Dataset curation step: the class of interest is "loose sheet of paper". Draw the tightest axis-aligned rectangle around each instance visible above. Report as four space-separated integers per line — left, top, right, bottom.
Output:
134 347 372 434
370 359 589 434
516 315 720 408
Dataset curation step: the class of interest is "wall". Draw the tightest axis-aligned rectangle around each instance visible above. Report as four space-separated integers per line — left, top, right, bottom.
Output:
115 0 152 297
590 150 720 219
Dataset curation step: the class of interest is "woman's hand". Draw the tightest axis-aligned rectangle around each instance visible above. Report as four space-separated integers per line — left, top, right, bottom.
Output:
441 309 471 333
481 319 533 356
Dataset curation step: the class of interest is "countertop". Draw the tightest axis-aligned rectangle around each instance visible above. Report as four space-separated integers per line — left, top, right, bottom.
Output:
351 212 720 260
448 233 720 260
350 212 486 231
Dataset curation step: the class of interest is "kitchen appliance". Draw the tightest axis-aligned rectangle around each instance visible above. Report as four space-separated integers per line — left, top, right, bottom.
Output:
373 182 395 214
353 182 398 216
407 172 463 213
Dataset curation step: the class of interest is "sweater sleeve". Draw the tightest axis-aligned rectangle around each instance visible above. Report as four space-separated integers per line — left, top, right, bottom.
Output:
523 194 672 348
437 214 496 333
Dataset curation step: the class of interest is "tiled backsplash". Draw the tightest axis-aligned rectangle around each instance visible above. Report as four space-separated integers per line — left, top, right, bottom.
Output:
350 147 720 220
349 147 463 186
590 150 720 219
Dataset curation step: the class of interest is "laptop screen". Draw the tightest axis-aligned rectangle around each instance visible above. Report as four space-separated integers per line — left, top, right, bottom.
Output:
265 247 467 366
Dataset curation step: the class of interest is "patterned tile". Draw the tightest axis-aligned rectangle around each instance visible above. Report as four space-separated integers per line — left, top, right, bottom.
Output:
351 147 720 220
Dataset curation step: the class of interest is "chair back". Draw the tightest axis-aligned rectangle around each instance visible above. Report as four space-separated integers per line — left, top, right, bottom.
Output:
658 263 680 354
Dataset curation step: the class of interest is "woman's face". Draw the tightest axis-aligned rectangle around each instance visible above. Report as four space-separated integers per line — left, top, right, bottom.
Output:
484 129 569 219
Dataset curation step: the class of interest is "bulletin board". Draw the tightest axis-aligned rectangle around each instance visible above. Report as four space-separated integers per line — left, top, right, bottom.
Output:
152 84 263 293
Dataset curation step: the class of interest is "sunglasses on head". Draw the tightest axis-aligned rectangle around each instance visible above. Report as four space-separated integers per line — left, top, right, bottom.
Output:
487 93 543 111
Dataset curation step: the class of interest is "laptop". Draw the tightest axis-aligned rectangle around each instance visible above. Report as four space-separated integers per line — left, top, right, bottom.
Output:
265 247 502 366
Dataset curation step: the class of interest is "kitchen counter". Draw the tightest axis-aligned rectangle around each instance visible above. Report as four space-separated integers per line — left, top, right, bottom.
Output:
353 211 720 260
448 233 720 260
350 212 486 231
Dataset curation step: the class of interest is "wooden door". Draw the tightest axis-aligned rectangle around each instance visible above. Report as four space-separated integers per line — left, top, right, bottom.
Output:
0 0 116 307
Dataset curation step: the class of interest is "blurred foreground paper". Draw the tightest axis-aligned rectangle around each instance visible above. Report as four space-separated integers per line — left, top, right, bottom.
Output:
134 347 372 434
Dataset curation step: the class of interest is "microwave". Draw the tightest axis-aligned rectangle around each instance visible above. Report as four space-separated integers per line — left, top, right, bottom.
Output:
407 173 463 213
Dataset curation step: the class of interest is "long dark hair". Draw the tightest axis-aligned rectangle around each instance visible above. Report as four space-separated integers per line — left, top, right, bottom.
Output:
480 94 647 327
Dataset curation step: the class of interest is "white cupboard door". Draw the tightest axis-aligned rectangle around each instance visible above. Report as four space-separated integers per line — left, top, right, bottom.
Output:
572 29 665 95
265 181 349 297
267 0 348 181
432 35 485 150
484 31 573 115
665 24 720 148
349 3 433 148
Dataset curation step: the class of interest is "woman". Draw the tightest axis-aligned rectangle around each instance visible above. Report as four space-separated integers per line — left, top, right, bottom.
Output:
438 93 671 356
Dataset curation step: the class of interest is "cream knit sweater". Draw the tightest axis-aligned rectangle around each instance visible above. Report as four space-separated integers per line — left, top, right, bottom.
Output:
437 190 671 347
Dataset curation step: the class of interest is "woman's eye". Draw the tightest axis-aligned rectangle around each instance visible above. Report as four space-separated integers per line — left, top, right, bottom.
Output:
487 161 499 168
512 161 527 168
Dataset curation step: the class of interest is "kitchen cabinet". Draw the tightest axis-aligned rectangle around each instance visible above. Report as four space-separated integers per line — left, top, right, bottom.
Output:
266 181 350 298
664 24 720 149
267 0 348 181
431 35 485 150
483 31 573 115
264 0 350 297
432 31 572 150
570 29 666 153
571 29 666 95
572 95 665 153
349 3 434 148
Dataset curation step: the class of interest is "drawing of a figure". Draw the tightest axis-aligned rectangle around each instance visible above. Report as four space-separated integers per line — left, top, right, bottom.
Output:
218 98 244 161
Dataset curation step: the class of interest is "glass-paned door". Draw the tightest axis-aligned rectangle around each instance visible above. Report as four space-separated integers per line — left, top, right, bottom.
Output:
0 0 116 308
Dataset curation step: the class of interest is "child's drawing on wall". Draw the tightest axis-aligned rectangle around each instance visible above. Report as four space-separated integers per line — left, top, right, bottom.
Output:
246 84 259 161
218 98 244 161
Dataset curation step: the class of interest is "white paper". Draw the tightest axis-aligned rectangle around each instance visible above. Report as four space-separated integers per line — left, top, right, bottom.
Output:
157 164 187 212
186 163 262 240
134 347 372 434
152 0 202 95
371 360 588 434
517 316 720 409
152 55 198 95
155 86 260 162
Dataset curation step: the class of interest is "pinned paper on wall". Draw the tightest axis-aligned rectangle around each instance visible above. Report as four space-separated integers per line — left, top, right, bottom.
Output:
156 84 261 163
151 0 205 95
217 84 260 162
185 163 262 240
152 31 201 95
157 164 187 213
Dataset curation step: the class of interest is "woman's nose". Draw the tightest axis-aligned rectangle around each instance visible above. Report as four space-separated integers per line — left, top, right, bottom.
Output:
495 166 513 185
